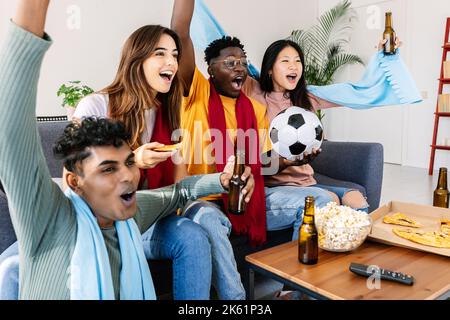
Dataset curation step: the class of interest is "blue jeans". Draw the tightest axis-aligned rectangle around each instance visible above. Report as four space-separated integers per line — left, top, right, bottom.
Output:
265 186 334 240
183 200 245 300
141 214 212 300
182 186 333 299
0 214 212 300
315 184 369 213
0 242 18 300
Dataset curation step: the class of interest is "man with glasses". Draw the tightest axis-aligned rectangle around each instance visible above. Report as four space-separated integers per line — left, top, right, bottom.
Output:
212 57 249 70
171 0 317 300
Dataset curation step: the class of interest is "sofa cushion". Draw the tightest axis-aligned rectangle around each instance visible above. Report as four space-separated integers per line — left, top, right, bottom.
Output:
37 121 68 177
0 190 16 254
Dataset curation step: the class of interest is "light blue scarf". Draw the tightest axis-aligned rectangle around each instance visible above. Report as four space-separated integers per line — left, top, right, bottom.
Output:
66 188 155 300
307 49 422 108
191 0 422 108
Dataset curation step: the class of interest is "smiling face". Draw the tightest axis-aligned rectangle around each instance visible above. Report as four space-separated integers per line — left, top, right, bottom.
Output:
208 47 248 98
143 33 179 95
71 144 141 228
270 46 303 92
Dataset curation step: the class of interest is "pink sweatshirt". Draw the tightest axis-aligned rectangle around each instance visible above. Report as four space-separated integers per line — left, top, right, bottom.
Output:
242 77 339 187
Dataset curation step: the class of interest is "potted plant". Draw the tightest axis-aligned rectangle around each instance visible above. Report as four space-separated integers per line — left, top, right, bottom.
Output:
289 0 363 123
57 81 94 120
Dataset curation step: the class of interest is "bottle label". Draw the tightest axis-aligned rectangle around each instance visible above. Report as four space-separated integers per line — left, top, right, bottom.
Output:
228 177 246 214
385 34 392 51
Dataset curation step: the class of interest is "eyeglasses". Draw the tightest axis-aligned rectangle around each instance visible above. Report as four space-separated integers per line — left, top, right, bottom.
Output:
212 57 249 70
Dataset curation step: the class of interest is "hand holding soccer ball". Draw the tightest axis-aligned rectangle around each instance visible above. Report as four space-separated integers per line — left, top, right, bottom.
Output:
269 106 324 161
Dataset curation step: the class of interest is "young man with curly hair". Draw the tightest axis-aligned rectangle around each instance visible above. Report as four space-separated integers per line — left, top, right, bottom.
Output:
0 0 254 300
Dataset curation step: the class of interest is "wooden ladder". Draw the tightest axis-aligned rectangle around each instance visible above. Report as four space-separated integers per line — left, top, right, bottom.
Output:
429 17 450 175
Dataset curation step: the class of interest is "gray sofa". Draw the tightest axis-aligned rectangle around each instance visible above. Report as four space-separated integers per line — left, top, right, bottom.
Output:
0 120 384 297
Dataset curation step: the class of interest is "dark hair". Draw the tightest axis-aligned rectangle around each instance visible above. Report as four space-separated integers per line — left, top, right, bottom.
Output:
204 36 246 65
259 40 313 111
53 117 130 174
103 25 183 149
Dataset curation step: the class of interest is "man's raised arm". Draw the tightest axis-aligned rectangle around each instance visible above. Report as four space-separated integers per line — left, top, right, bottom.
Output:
13 0 50 38
171 0 196 96
0 0 70 255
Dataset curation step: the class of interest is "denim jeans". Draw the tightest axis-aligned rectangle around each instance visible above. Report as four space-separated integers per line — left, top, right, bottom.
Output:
181 186 333 299
141 214 212 300
315 184 369 213
0 214 212 300
0 241 18 300
265 185 334 240
183 200 246 300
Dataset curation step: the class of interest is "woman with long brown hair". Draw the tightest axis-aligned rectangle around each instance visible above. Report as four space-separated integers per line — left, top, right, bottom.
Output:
73 25 213 300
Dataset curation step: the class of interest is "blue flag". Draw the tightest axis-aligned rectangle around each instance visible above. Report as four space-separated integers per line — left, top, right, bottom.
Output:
190 0 422 108
191 0 260 78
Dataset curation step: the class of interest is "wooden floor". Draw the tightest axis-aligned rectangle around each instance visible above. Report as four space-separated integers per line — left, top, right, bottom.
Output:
254 164 443 300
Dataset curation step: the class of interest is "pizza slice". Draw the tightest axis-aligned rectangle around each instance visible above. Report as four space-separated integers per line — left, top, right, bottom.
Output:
153 143 182 152
383 213 422 228
393 228 450 249
441 219 450 235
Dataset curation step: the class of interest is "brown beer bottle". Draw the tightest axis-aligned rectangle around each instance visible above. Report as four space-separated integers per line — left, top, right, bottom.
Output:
383 12 397 55
298 196 318 265
433 167 449 208
228 149 247 215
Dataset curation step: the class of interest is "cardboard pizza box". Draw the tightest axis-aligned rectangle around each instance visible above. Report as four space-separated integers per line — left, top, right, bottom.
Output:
368 201 450 257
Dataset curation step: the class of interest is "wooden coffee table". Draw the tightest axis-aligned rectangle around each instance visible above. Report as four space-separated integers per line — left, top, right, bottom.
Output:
246 241 450 300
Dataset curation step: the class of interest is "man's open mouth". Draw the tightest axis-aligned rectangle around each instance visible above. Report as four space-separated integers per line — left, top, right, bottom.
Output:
231 76 244 90
120 191 136 207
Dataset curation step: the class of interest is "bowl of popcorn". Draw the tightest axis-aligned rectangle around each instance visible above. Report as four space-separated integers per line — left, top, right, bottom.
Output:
315 202 372 252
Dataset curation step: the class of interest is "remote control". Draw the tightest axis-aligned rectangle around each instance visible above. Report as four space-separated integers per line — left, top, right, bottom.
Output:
349 262 415 286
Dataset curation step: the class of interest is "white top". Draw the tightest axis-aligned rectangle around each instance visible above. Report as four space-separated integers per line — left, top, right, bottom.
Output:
74 93 157 143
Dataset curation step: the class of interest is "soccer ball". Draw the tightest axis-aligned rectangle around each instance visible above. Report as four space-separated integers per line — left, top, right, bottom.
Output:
269 106 323 161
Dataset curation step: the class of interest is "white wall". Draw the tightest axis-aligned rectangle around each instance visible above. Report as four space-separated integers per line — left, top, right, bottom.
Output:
0 0 317 116
404 0 450 170
319 0 450 170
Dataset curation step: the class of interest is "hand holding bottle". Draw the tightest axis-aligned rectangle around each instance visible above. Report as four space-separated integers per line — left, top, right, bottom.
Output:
381 12 401 55
220 155 255 201
378 37 402 51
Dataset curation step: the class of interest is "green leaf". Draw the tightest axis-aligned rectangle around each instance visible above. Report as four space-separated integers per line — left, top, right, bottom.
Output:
57 80 94 107
289 0 363 88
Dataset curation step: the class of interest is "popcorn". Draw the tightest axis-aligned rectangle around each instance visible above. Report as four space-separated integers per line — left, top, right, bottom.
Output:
315 202 372 252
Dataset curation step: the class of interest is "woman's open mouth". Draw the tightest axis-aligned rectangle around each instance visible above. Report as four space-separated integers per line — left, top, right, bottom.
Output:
160 71 174 83
286 73 298 83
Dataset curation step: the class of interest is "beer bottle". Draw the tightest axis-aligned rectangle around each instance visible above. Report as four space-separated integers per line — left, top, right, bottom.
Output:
228 149 247 215
298 196 318 265
433 167 450 208
383 12 397 55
